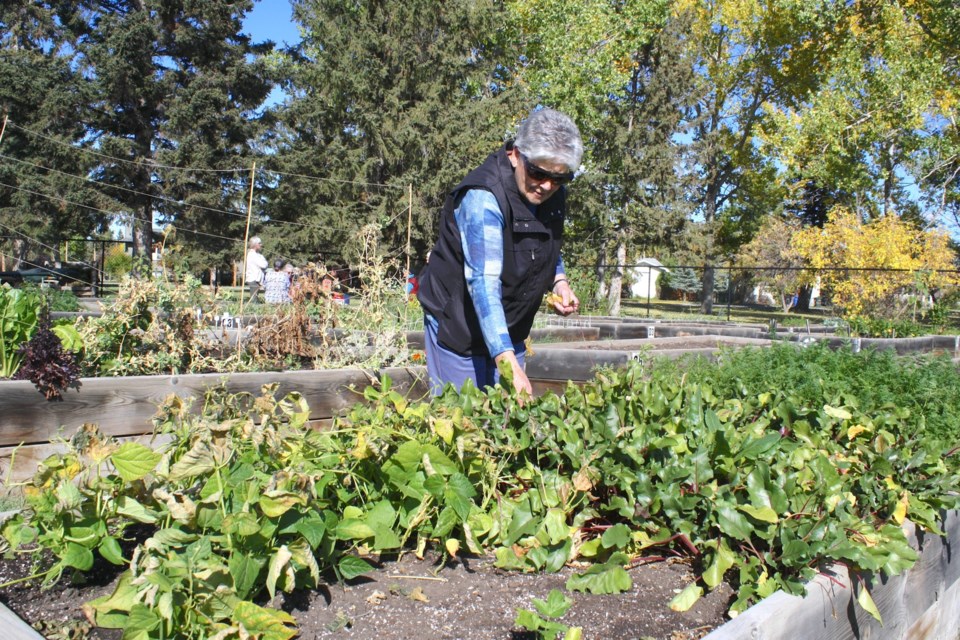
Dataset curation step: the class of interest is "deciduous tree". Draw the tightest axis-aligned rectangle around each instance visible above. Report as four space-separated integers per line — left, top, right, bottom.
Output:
793 208 959 319
737 215 806 312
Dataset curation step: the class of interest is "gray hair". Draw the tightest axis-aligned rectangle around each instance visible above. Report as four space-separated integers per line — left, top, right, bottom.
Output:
249 236 262 248
514 108 583 172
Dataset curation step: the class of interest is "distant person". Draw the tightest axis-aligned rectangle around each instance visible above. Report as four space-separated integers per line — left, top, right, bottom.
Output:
245 236 268 302
417 108 581 398
264 259 292 304
284 262 299 298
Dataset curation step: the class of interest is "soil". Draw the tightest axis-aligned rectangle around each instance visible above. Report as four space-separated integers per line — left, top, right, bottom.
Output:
0 549 734 639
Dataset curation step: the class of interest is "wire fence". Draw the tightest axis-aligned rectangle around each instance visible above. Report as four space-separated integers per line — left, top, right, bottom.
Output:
589 263 960 322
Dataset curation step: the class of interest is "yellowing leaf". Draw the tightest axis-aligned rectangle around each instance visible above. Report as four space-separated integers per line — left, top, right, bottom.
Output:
893 492 909 525
409 587 429 603
445 538 460 558
846 425 868 440
857 584 883 625
669 582 703 612
572 467 598 492
352 431 372 459
432 418 454 445
232 601 297 640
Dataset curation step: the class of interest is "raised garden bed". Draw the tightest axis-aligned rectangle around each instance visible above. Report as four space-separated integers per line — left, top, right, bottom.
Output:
3 326 959 639
704 510 960 640
0 367 429 483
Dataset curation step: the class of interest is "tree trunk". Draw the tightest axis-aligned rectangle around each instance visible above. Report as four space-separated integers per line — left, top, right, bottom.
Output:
594 233 609 303
133 204 153 277
700 175 720 315
11 239 27 270
606 231 626 316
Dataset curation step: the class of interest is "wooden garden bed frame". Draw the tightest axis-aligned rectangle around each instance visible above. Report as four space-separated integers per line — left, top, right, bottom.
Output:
2 323 960 638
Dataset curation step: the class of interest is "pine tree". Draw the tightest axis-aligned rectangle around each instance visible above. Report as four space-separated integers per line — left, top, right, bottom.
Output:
0 2 106 271
76 0 274 271
573 15 695 314
268 0 522 269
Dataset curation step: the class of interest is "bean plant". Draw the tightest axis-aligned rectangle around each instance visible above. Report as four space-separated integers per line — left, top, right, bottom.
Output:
2 343 959 639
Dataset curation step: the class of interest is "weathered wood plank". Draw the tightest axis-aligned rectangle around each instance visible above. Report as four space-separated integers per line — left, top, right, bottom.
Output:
0 367 429 447
527 336 773 381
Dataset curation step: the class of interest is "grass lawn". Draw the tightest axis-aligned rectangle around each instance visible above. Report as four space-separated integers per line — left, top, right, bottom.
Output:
619 298 834 327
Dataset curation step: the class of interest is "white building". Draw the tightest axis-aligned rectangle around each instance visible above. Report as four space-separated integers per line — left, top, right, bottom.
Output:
629 258 669 299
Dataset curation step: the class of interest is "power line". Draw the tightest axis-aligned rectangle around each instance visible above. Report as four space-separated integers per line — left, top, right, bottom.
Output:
0 180 238 243
0 151 374 233
8 120 405 189
259 167 407 190
0 248 98 282
6 121 247 175
0 221 104 276
0 151 249 220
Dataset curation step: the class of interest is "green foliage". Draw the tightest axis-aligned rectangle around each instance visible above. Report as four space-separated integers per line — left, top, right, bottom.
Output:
273 0 521 265
514 589 581 640
687 342 960 445
102 246 133 280
0 284 41 378
0 1 107 259
661 267 701 300
846 316 927 338
4 344 959 637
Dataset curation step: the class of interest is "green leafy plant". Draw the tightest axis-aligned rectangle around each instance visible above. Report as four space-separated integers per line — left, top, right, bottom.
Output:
846 315 927 338
514 589 582 640
3 344 959 637
0 284 42 378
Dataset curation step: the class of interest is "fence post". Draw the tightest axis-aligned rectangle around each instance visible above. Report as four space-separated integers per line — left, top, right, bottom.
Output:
646 264 652 318
726 266 732 321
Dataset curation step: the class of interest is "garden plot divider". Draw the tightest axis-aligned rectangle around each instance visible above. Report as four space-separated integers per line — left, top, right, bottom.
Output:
0 367 430 483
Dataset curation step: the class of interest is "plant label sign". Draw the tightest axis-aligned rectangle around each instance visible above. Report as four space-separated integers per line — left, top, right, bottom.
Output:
215 313 242 329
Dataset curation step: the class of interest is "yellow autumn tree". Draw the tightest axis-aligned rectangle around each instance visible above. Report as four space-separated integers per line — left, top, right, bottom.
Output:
792 208 959 319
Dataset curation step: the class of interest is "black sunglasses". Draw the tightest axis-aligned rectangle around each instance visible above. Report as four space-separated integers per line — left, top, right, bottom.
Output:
519 152 575 185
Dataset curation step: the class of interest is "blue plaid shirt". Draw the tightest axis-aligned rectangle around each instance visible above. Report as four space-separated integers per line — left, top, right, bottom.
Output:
451 188 565 357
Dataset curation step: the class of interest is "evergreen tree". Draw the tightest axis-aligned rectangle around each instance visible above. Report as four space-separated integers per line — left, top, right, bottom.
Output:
268 0 521 269
75 0 274 271
573 15 695 314
0 2 106 271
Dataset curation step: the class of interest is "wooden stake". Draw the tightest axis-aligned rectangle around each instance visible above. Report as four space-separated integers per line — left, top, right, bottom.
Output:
405 184 413 278
237 163 257 341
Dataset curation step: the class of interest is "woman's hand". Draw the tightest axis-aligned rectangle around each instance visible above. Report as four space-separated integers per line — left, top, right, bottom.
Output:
549 279 579 316
494 350 533 400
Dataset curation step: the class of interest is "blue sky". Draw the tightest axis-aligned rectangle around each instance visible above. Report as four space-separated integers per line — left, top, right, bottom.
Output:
243 0 300 107
242 0 300 47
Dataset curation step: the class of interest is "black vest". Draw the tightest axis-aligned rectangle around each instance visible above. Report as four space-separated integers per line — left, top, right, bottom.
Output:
417 145 566 355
